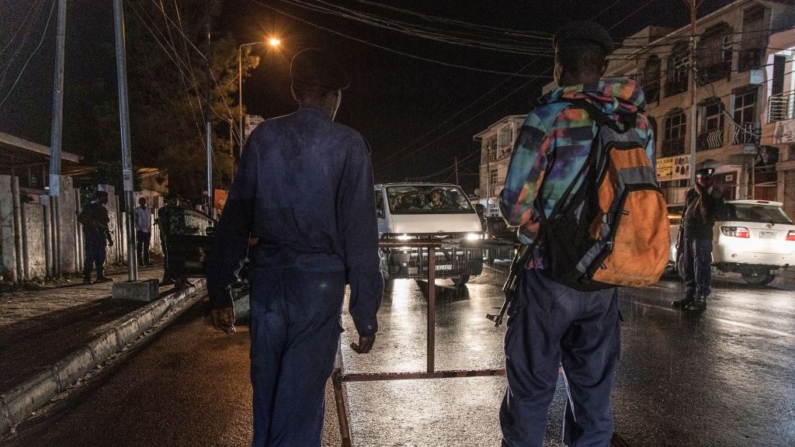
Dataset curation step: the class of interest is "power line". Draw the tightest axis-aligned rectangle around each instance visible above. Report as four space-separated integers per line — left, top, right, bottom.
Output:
250 0 551 77
375 67 551 175
0 0 56 111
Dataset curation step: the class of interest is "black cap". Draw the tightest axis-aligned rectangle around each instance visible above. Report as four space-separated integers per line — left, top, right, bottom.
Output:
290 48 350 90
96 190 108 198
696 167 715 176
553 21 615 55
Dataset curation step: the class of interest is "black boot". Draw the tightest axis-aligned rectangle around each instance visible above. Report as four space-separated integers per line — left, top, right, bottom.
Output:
687 295 707 311
671 296 694 308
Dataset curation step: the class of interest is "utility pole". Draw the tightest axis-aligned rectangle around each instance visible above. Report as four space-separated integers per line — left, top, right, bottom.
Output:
113 0 138 280
48 0 67 277
205 17 214 217
454 156 459 185
686 0 699 187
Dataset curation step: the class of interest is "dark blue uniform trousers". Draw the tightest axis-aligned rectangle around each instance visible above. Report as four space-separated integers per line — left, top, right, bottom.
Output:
682 238 713 298
83 237 107 281
501 268 620 447
248 257 346 447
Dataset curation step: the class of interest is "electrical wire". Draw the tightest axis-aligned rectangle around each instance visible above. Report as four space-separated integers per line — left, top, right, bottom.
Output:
0 0 56 111
250 0 551 77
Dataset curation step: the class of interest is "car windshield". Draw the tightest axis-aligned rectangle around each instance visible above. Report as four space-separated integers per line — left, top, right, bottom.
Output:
722 204 793 225
386 186 474 214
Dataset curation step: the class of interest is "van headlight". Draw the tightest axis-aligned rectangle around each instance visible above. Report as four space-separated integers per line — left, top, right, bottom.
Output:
396 234 413 240
466 233 482 240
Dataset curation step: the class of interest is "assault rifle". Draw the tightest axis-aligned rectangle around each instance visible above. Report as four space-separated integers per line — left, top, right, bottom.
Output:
486 244 532 327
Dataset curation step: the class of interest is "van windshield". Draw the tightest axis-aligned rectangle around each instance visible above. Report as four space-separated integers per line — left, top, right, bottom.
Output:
386 186 474 214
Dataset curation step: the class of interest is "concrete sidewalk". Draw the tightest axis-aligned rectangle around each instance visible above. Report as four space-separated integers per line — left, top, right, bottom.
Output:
0 263 206 435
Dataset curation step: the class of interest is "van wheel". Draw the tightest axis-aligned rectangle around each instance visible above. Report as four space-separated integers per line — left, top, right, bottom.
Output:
741 269 774 286
451 275 470 287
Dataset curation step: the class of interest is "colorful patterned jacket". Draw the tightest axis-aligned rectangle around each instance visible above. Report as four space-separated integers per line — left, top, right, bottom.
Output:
499 78 655 267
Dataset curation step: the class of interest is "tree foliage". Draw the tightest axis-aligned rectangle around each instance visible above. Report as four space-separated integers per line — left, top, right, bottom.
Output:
65 0 258 203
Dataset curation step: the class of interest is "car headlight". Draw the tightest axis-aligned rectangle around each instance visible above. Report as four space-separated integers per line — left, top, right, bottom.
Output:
466 233 482 240
396 234 413 240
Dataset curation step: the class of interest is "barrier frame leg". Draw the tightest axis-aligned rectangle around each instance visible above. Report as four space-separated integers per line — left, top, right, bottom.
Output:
333 345 353 447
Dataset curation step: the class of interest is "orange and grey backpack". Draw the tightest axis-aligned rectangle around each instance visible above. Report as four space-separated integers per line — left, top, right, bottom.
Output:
534 99 670 291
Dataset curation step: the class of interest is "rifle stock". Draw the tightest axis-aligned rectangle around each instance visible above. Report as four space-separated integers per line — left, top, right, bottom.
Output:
486 244 532 327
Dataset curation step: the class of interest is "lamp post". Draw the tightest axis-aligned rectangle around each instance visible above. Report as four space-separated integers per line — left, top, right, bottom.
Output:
238 38 280 153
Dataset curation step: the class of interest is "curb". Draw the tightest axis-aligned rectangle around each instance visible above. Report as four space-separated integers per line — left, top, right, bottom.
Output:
0 279 207 435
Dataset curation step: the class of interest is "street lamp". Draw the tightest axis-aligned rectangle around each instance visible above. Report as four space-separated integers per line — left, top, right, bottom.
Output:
238 38 280 152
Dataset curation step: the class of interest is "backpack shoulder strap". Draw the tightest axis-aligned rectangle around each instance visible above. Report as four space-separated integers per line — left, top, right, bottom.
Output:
534 99 601 222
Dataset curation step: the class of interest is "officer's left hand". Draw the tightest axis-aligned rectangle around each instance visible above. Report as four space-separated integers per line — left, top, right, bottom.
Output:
351 335 375 354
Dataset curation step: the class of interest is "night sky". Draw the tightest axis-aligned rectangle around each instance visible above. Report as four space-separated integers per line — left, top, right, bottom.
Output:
0 0 736 194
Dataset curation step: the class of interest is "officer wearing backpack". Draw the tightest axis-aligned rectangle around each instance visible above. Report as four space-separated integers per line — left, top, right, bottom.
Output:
499 21 657 446
671 167 724 311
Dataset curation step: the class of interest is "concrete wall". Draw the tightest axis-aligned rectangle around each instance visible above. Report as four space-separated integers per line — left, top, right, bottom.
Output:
0 176 18 281
0 175 141 283
21 203 46 279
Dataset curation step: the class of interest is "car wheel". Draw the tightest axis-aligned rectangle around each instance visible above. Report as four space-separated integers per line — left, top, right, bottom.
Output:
741 269 774 286
451 275 470 287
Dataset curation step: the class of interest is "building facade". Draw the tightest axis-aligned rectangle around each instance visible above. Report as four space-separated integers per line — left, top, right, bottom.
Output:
607 0 795 213
473 0 795 218
472 115 526 216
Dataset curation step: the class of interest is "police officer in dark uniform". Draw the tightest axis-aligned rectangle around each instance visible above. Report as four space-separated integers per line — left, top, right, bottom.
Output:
207 48 383 446
672 167 724 311
156 195 178 285
78 190 114 285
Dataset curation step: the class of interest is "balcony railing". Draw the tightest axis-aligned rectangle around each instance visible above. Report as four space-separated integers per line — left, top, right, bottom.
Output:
738 48 763 72
697 129 724 151
767 91 794 123
661 136 686 157
697 60 731 85
731 122 760 145
644 86 660 104
665 76 688 97
496 145 513 160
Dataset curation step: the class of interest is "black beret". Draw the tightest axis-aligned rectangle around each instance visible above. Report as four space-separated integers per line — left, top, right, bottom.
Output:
290 48 350 90
696 167 715 176
553 21 615 55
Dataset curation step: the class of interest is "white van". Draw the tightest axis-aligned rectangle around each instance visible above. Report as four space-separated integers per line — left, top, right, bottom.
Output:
375 183 484 286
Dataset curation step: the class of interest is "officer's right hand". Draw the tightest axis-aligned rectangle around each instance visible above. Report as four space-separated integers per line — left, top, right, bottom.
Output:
351 335 375 354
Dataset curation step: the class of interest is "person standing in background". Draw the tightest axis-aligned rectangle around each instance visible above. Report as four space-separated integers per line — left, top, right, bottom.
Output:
78 190 114 285
134 197 152 267
671 167 724 311
156 195 178 285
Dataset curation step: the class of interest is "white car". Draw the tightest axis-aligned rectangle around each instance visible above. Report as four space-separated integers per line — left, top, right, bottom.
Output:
670 200 795 286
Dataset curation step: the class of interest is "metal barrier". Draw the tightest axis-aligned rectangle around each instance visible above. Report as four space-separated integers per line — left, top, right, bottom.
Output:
332 238 510 447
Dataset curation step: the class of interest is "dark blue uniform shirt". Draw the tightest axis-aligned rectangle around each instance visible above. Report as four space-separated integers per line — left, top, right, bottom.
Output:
207 106 382 336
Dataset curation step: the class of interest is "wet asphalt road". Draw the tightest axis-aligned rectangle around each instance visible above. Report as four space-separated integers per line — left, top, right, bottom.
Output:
3 264 794 447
